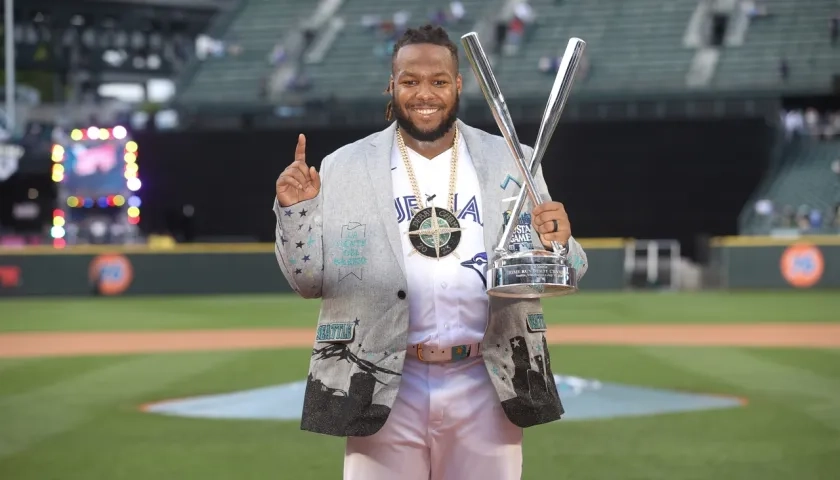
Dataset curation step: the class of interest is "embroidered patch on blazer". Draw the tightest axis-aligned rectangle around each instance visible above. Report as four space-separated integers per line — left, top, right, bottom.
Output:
502 210 534 253
335 222 367 283
526 313 547 332
500 174 522 190
315 322 355 342
569 253 586 271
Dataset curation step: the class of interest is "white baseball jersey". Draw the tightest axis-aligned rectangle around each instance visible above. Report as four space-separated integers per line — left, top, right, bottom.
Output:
389 132 490 349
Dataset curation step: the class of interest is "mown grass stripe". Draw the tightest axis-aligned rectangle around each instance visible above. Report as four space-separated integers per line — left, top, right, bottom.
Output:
637 346 840 430
1 291 839 332
0 351 243 459
0 357 126 397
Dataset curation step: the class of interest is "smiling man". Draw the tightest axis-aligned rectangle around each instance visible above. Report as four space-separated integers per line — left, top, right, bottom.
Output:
273 24 589 480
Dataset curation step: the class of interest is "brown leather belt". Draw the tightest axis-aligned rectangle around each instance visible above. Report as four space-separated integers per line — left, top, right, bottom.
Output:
407 343 482 363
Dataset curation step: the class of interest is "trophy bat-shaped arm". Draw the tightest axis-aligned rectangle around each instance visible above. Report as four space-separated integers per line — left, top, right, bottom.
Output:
461 32 585 257
495 37 586 258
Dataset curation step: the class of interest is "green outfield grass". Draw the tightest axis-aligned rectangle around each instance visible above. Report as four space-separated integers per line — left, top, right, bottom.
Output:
0 346 838 479
1 290 839 332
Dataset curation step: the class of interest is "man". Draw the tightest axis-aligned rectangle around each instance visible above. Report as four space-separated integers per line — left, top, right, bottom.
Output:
273 24 588 480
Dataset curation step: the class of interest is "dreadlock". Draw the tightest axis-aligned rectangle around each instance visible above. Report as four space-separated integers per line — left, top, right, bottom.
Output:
384 25 460 122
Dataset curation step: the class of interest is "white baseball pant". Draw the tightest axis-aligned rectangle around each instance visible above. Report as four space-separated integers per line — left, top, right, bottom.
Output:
343 355 523 480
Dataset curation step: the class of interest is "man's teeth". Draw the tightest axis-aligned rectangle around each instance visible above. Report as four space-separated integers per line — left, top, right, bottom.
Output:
415 108 439 115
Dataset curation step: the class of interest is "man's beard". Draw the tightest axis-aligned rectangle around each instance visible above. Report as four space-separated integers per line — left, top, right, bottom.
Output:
393 94 460 142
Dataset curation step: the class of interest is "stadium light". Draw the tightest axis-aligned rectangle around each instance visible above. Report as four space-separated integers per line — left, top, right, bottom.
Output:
51 210 65 244
123 140 140 223
51 163 64 182
51 145 65 162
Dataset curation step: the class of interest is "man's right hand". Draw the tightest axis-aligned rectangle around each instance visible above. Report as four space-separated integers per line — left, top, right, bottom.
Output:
276 134 321 207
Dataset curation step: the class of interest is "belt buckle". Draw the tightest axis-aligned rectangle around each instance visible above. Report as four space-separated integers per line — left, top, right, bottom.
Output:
450 344 470 361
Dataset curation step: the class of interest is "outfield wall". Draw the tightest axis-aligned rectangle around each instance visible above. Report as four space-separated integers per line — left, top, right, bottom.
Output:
3 236 837 297
710 236 840 289
0 239 626 297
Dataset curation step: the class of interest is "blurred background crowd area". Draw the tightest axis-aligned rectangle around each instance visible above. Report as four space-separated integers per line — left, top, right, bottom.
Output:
0 0 838 260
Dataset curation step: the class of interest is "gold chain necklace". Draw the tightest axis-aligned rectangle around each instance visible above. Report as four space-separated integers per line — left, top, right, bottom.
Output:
396 126 459 212
396 126 464 260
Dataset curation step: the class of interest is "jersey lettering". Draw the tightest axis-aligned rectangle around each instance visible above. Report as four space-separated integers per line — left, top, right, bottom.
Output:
394 194 483 226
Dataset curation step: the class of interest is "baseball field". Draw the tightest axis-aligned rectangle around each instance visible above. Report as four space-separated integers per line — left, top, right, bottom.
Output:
0 290 838 479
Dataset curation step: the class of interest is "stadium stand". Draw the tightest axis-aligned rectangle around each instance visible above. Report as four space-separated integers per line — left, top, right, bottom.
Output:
491 0 700 96
741 133 840 234
712 0 840 93
300 0 488 100
176 0 318 104
169 0 840 104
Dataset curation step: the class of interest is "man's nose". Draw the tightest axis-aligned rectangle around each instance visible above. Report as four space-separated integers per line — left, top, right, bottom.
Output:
416 82 435 100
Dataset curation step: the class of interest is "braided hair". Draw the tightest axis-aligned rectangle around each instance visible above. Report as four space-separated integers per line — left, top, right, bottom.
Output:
384 25 460 122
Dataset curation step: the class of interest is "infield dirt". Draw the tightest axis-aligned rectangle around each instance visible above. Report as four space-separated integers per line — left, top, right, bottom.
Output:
1 323 838 358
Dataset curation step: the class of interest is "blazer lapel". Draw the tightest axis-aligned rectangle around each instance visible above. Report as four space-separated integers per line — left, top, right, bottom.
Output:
458 120 507 261
364 122 407 279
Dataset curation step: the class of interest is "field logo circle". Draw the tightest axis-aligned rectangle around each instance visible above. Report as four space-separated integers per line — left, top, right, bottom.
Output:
779 243 824 288
89 254 134 295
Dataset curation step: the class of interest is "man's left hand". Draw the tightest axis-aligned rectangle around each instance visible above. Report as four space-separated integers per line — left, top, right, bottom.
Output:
532 201 572 249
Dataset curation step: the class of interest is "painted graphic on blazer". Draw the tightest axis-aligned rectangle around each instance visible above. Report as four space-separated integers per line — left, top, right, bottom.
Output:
301 343 402 436
499 335 563 426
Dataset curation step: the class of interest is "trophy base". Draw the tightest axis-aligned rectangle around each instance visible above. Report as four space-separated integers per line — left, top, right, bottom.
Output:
487 250 578 298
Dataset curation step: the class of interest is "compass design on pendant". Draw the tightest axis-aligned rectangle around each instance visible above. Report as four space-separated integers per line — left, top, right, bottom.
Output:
407 206 463 259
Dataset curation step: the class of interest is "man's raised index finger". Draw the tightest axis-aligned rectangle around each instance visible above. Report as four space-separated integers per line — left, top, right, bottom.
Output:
295 134 306 163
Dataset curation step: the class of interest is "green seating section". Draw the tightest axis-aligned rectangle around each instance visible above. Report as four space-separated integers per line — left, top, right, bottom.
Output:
172 0 840 104
301 0 487 100
490 0 700 97
299 0 702 100
741 137 840 234
177 0 316 104
713 0 840 93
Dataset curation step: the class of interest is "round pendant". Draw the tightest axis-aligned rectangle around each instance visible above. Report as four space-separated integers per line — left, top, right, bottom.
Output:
407 206 463 259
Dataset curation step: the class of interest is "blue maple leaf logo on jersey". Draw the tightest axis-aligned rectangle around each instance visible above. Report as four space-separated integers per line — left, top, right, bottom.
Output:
460 252 488 287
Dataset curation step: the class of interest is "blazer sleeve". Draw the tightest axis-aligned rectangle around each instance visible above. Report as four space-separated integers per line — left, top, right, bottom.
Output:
272 157 329 299
523 145 589 283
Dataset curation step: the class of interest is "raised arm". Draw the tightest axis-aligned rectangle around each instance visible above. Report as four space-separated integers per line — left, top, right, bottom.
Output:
273 134 326 298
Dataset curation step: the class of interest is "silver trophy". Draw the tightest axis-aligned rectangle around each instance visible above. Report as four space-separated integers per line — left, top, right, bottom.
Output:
461 32 586 298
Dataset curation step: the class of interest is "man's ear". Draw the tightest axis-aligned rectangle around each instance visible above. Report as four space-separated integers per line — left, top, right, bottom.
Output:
456 73 462 95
